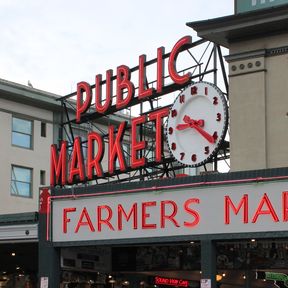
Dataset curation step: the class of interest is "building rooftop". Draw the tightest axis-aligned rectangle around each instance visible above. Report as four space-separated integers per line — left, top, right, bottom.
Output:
186 4 288 48
0 78 62 111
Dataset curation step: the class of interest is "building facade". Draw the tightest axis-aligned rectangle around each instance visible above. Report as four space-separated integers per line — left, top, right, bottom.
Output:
3 2 288 288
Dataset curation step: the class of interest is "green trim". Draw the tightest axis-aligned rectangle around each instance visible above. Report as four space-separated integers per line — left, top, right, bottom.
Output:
0 212 38 226
236 0 288 13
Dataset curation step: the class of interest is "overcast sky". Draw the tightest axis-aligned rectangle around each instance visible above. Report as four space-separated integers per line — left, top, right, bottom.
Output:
0 0 234 96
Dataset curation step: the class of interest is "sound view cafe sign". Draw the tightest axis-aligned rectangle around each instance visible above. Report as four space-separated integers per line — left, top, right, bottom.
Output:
49 36 288 243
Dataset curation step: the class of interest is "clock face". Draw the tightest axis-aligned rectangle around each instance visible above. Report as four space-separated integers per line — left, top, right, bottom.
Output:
166 81 228 167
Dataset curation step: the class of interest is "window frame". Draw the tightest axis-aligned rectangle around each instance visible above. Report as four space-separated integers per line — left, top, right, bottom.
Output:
11 165 33 198
41 122 47 138
11 116 33 149
40 170 46 186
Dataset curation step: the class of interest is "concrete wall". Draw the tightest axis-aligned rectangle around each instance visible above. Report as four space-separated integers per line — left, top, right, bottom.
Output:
0 98 53 214
227 34 288 171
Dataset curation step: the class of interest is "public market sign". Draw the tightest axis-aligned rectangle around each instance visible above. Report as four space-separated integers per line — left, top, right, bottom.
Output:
50 36 192 186
235 0 288 13
51 180 288 242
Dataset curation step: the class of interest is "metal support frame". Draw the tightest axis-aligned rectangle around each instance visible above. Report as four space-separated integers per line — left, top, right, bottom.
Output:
55 38 230 186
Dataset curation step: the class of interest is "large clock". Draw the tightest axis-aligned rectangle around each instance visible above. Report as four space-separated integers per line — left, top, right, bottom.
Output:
166 81 228 167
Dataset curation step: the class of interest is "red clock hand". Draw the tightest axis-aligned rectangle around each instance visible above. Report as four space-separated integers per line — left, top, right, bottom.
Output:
176 123 191 130
176 121 204 130
190 122 215 144
180 115 215 144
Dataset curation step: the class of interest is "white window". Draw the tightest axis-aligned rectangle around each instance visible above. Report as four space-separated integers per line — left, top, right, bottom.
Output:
11 165 32 198
12 117 33 149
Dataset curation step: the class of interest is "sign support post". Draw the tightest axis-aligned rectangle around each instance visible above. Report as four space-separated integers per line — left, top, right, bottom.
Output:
201 240 216 288
38 189 60 288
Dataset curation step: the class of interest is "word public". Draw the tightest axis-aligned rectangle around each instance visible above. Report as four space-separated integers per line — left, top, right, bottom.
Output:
75 35 192 123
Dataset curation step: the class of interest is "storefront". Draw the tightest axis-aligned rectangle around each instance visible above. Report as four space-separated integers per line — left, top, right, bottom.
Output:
39 168 288 288
0 212 38 288
39 4 288 286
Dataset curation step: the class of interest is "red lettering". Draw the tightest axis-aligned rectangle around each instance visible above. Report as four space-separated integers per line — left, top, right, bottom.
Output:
118 203 138 230
252 193 279 223
95 70 113 114
168 36 192 85
75 207 95 233
68 137 85 184
183 198 200 228
283 191 288 221
76 81 92 123
142 201 157 229
131 115 147 168
116 65 135 109
224 194 248 224
157 47 165 93
108 122 127 174
97 205 115 231
87 132 104 179
149 108 169 162
160 200 180 228
63 207 76 233
50 141 67 186
138 54 154 99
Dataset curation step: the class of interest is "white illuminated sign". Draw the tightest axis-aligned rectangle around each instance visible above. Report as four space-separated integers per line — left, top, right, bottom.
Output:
51 180 288 242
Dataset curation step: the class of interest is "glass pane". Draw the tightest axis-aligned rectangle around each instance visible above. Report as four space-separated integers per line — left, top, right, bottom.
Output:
11 181 31 197
12 166 31 182
11 181 18 195
12 132 31 148
12 117 32 134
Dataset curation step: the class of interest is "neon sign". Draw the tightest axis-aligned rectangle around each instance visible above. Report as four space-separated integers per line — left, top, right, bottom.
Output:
50 36 192 186
155 276 189 287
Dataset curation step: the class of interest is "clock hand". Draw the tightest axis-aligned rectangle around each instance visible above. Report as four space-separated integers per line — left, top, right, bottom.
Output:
182 115 215 144
176 123 191 130
183 115 204 127
189 122 215 144
176 116 204 130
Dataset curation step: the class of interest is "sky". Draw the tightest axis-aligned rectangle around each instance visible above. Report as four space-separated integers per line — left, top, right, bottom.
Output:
0 0 234 96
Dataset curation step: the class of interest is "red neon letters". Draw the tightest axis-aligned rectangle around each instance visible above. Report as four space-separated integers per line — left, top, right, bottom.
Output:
62 198 200 234
155 277 189 288
50 108 167 186
224 192 288 224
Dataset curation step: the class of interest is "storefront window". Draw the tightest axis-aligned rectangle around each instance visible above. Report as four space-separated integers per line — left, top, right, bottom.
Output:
216 239 288 288
60 243 201 288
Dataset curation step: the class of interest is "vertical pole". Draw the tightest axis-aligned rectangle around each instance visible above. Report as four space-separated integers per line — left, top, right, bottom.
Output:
201 240 217 288
245 270 251 288
213 44 218 172
38 209 60 287
213 44 218 86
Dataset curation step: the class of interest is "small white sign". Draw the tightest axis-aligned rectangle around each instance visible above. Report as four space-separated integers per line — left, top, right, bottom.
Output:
201 279 211 288
40 277 49 288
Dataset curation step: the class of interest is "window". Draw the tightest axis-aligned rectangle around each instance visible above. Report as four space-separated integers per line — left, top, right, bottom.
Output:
40 170 46 185
41 122 46 137
12 117 33 149
11 166 32 197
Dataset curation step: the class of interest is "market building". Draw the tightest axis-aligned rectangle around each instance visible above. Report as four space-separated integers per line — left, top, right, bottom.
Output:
39 1 288 287
2 1 288 288
0 79 60 287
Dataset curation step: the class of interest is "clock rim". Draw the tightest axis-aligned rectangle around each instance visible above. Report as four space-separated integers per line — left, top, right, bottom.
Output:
165 81 229 168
